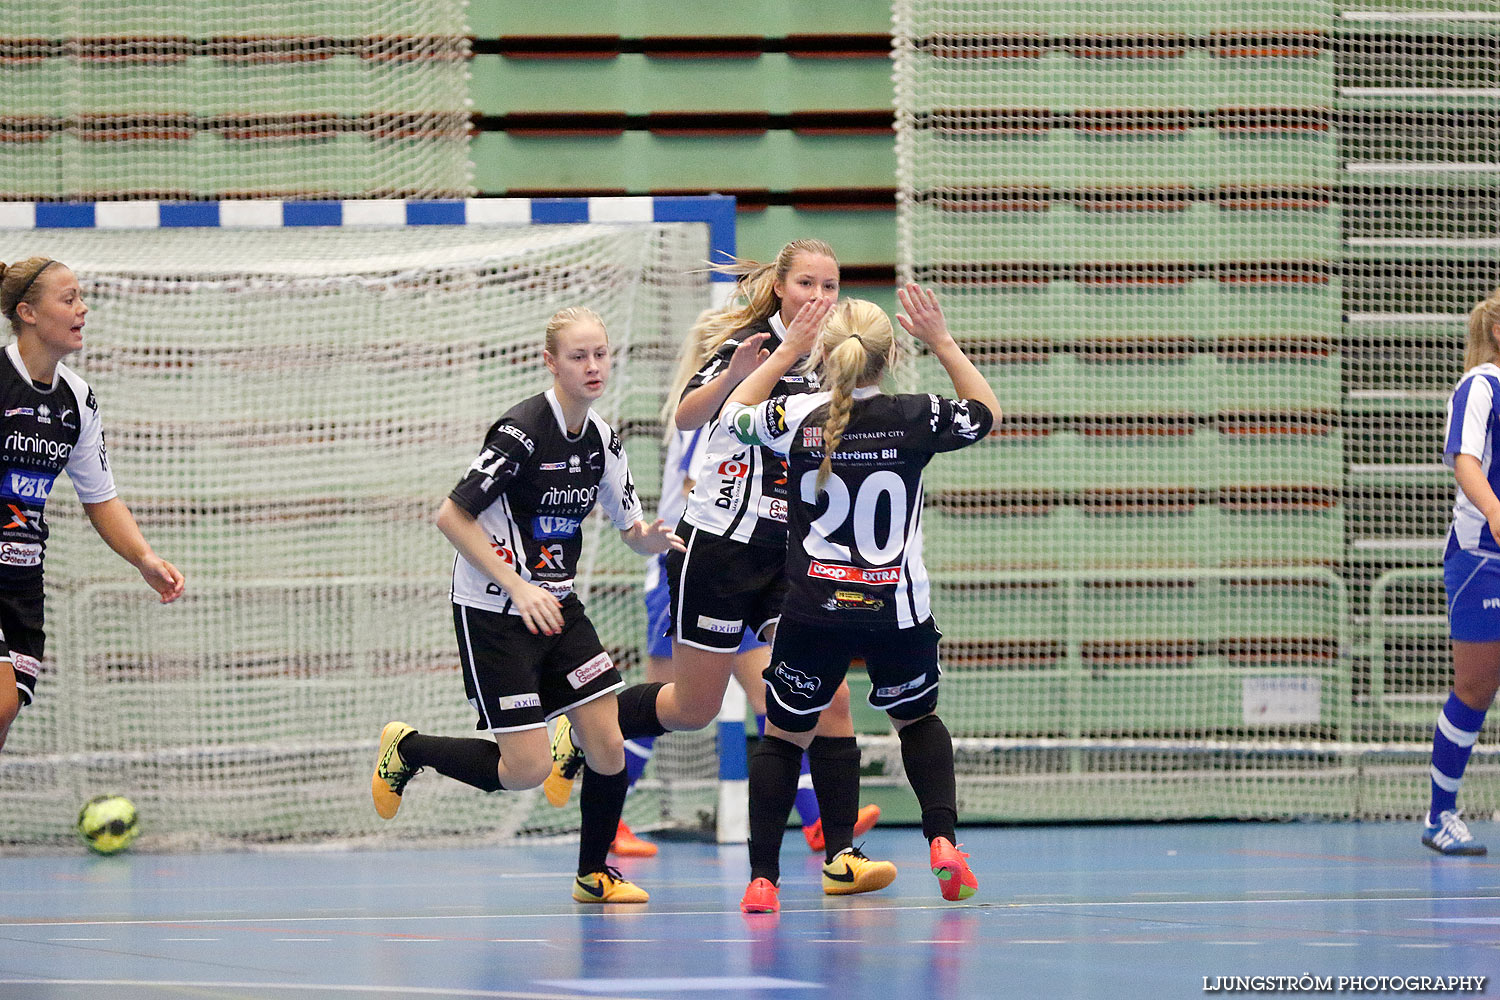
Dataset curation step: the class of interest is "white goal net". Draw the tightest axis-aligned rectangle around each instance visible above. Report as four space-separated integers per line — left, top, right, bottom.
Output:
0 211 718 849
891 0 1499 821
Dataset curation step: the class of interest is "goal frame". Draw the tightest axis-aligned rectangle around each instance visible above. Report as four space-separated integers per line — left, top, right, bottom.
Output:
0 195 752 845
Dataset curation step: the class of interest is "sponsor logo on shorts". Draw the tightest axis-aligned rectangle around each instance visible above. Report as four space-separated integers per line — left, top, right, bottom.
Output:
773 661 821 696
1485 598 1500 610
567 651 614 690
807 561 902 586
499 693 542 711
697 615 742 635
875 673 929 700
532 515 582 539
758 496 787 522
1 469 55 503
0 541 42 567
9 652 39 682
718 458 750 479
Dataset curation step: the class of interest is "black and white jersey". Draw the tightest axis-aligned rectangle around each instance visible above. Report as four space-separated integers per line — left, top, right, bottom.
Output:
0 342 116 584
724 387 993 629
448 388 643 615
679 313 820 548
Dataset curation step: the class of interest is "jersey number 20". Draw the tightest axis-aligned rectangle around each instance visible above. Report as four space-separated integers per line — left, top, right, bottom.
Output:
800 469 908 565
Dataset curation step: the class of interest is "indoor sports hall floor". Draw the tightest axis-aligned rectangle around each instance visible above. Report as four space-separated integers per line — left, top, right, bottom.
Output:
2 821 1498 1000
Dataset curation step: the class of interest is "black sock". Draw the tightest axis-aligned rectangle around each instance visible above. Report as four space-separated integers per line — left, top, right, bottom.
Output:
748 735 804 885
398 732 503 792
616 682 668 739
577 764 629 877
897 715 958 843
807 735 861 863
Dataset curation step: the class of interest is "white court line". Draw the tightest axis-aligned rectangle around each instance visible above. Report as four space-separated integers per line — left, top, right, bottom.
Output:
1206 941 1260 945
46 937 108 942
7 892 1500 931
1304 941 1358 947
274 938 332 942
1397 943 1451 948
0 982 646 1000
160 937 218 942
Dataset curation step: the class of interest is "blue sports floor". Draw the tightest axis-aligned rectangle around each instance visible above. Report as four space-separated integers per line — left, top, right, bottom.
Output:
2 822 1497 1000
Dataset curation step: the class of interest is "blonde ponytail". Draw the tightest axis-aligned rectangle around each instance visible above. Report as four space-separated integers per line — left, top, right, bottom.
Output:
813 299 895 490
1465 289 1500 372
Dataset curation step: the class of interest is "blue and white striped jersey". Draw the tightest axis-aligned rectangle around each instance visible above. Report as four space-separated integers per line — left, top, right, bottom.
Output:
1444 363 1500 554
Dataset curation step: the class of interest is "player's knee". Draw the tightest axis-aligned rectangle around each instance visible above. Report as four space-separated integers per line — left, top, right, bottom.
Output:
674 699 720 731
1456 677 1500 711
505 754 553 789
583 744 626 775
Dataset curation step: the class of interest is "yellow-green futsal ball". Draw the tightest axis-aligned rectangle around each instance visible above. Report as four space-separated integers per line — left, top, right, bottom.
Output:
76 795 140 855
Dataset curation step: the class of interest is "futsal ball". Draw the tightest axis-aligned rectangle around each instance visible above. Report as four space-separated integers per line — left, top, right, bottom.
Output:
76 795 140 855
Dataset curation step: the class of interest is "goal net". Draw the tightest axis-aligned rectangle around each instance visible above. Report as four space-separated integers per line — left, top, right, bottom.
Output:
0 1 471 199
891 0 1499 820
0 202 723 850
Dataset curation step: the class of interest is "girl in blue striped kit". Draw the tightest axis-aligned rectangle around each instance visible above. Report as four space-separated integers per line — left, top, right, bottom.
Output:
1430 289 1500 855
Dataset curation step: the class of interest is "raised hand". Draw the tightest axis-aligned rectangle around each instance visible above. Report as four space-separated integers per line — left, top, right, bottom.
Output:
725 331 772 382
782 296 835 357
896 283 955 350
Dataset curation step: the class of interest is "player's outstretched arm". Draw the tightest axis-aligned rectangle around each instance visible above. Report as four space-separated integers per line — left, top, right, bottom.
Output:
897 282 1001 422
620 518 684 557
726 297 832 410
81 497 184 603
674 332 771 430
435 498 563 635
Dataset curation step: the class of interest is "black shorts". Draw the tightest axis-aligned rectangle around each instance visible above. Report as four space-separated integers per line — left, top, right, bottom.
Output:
0 583 44 708
763 617 943 733
667 522 787 652
453 597 622 733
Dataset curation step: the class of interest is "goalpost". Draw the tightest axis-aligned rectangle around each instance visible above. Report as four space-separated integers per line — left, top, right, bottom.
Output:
0 196 748 850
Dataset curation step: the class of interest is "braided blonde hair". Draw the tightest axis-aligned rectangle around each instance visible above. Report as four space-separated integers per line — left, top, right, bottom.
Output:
1466 289 1500 372
813 299 896 491
662 240 838 423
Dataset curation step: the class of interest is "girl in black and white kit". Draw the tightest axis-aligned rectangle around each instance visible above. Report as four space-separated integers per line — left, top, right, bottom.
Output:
547 242 888 895
722 285 999 912
0 257 185 754
372 306 682 904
